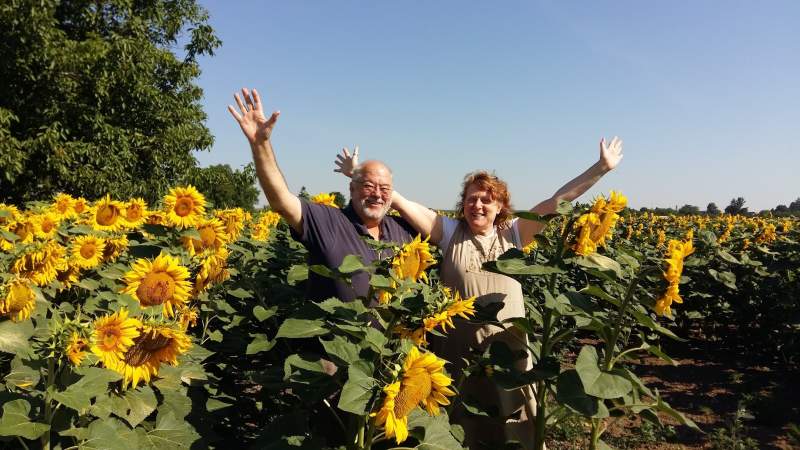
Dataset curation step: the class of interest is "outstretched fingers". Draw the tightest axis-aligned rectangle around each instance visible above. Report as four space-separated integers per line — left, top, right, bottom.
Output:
227 104 242 122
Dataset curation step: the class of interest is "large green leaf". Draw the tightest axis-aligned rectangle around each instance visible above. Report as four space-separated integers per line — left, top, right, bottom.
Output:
320 335 361 366
338 254 365 273
136 411 200 449
79 418 137 450
407 409 464 449
575 346 632 400
0 399 50 440
0 320 35 358
4 356 40 390
246 334 276 355
53 367 122 412
555 370 609 418
337 362 378 414
574 254 623 279
275 318 328 339
110 386 158 427
287 264 309 285
494 257 565 276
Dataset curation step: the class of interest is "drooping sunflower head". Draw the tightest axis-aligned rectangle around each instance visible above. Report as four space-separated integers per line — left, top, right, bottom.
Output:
90 308 142 366
654 283 682 317
51 193 76 219
122 198 149 229
215 208 249 241
70 235 106 269
181 217 229 257
11 240 68 286
56 262 82 291
65 331 90 366
250 211 281 241
374 347 455 444
605 190 628 213
1 278 37 322
112 323 192 389
392 235 435 282
193 247 230 294
572 212 601 256
311 192 339 208
9 216 37 244
177 306 199 330
89 195 125 232
163 186 206 229
122 253 192 317
102 235 129 263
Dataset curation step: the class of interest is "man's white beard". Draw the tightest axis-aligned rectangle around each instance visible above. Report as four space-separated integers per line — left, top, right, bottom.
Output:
357 197 391 221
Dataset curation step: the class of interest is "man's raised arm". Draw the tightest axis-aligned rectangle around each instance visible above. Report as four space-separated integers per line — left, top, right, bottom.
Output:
228 88 302 233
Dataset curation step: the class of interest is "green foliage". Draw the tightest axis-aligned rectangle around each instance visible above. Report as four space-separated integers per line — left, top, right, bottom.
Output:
0 0 221 205
183 163 260 211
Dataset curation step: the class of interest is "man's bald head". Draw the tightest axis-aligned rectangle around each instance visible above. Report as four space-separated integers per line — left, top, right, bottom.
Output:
352 160 393 183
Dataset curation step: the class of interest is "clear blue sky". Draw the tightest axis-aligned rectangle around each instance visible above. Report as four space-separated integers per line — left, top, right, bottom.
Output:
192 1 799 212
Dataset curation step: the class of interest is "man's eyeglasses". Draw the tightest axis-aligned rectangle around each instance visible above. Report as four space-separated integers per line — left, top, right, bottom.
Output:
358 181 392 196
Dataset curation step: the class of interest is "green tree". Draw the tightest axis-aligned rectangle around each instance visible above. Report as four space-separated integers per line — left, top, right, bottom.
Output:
706 202 720 215
0 0 221 205
725 197 748 215
183 163 260 211
678 204 700 215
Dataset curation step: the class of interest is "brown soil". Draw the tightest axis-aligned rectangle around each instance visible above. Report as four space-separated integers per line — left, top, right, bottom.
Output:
553 330 800 449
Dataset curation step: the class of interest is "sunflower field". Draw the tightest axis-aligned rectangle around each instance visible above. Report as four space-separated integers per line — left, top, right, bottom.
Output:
0 188 798 449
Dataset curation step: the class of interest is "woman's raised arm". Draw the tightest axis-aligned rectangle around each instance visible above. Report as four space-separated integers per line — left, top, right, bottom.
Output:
517 137 624 246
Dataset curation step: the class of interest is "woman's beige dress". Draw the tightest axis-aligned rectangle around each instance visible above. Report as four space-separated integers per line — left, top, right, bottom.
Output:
436 220 538 449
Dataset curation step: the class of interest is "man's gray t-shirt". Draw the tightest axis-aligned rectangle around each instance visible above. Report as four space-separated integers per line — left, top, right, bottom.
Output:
291 200 416 302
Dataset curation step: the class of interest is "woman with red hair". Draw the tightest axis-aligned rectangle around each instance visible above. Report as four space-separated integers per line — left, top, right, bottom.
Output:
335 138 623 448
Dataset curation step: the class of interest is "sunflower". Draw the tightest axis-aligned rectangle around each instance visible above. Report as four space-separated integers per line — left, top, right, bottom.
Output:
102 235 129 262
372 347 455 444
72 197 89 215
111 323 192 389
251 211 282 241
193 247 230 294
573 212 600 256
56 263 82 291
178 306 199 330
122 253 192 317
391 235 435 282
163 186 206 229
90 309 142 367
0 203 20 226
122 198 148 229
423 311 453 334
9 217 36 244
445 292 476 321
33 212 62 239
1 278 37 322
214 208 249 241
11 240 68 286
311 192 339 208
655 235 694 317
65 332 89 366
89 195 125 232
70 235 106 269
181 217 229 257
145 211 166 226
51 193 76 219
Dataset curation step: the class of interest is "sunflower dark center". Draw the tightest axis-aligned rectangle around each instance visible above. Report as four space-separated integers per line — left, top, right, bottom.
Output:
80 243 97 259
136 272 175 306
124 331 171 366
175 198 194 217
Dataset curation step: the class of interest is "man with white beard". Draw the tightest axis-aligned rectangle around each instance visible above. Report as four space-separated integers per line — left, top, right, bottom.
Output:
228 88 415 302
